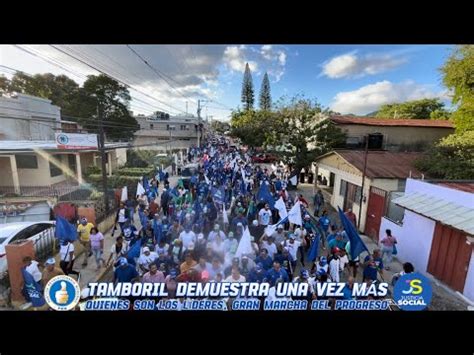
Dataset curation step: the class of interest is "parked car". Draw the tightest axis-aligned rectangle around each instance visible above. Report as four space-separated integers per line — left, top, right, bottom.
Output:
251 153 278 163
0 221 56 276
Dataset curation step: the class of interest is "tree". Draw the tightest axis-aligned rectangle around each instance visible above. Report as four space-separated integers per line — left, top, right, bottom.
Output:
241 63 254 111
80 74 139 141
269 96 346 173
230 109 273 148
415 131 474 179
441 45 474 133
376 98 448 119
0 75 10 94
210 120 230 134
259 72 271 110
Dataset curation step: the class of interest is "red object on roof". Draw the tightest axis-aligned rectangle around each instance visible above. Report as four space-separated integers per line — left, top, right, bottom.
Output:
437 182 474 193
330 116 454 128
334 150 425 179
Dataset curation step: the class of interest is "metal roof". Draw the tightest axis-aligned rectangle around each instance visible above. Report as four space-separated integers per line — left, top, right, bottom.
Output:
330 116 454 128
0 140 129 152
393 192 474 236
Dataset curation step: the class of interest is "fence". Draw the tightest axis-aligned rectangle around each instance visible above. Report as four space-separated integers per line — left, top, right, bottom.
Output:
0 182 80 198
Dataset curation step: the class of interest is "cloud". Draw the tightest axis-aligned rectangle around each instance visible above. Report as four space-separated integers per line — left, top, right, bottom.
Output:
258 45 287 81
223 46 258 73
321 51 407 79
330 80 444 115
278 52 287 66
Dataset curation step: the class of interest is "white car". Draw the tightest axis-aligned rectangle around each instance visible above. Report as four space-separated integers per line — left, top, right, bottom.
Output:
0 221 56 276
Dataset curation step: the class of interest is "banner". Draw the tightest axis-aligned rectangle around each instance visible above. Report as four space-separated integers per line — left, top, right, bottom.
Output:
274 196 288 220
120 186 128 202
55 133 98 150
288 201 303 226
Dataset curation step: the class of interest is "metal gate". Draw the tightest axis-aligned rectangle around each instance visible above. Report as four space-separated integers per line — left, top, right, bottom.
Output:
427 223 472 293
364 186 387 241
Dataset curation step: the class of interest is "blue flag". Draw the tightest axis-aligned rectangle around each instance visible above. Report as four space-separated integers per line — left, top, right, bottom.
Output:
240 179 246 196
308 235 320 262
153 220 162 243
55 215 77 242
143 176 150 192
337 207 369 260
257 182 275 209
128 238 142 259
212 186 225 204
21 268 45 307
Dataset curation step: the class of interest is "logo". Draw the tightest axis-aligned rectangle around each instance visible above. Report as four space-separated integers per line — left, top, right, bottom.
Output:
44 275 81 311
393 272 432 311
56 133 69 145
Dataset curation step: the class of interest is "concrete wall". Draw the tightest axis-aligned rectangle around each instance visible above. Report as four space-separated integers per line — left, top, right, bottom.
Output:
134 136 197 151
380 210 436 274
371 178 402 192
339 124 454 149
115 148 127 167
17 154 66 186
463 250 474 303
0 157 14 186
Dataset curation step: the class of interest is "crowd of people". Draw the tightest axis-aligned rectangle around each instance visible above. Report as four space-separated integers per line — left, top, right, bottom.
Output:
20 133 407 308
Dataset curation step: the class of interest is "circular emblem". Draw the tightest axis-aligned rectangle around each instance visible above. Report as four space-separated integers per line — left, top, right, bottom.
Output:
393 272 432 311
44 275 81 311
56 133 69 145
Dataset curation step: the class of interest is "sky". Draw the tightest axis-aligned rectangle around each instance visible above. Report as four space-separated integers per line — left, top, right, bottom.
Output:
0 44 454 121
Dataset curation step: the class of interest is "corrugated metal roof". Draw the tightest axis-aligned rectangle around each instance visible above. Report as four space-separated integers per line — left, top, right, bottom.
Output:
393 192 474 236
330 116 454 128
335 150 424 179
436 182 474 193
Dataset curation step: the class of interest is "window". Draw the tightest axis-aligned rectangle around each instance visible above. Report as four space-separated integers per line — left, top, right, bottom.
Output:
180 125 187 130
340 179 362 205
49 161 62 177
340 180 347 197
16 155 38 169
150 124 154 129
385 191 405 225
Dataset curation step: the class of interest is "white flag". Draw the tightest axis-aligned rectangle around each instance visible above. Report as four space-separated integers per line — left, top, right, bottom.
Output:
235 226 253 258
240 167 248 184
264 218 285 237
271 164 277 171
275 196 288 220
120 186 128 202
288 201 303 226
136 182 145 196
204 174 210 185
289 175 298 186
223 204 229 224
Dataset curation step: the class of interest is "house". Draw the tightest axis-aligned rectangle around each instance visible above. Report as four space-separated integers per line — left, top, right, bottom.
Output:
133 112 205 153
379 178 474 303
329 116 454 150
0 140 128 197
0 93 128 198
313 150 424 236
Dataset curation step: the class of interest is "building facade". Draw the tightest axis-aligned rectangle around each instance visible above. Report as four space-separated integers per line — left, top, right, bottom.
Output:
379 179 474 303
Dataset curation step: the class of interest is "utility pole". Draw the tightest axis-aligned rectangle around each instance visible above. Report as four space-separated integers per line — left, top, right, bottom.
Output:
357 135 369 230
97 98 109 212
197 99 202 148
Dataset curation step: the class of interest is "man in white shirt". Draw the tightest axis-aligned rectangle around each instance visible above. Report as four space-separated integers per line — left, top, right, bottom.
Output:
261 236 278 259
283 234 304 262
224 266 246 282
271 225 286 245
23 256 42 284
208 224 226 242
137 246 159 275
179 225 196 251
258 203 272 226
328 248 342 282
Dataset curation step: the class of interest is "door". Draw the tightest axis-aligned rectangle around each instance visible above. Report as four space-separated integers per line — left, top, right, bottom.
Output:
364 186 387 242
68 154 77 176
427 223 472 292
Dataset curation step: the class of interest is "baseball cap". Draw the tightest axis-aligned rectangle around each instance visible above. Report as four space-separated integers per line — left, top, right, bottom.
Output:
332 247 341 254
119 257 128 266
255 263 263 271
300 269 309 278
304 214 310 219
80 217 87 223
237 222 243 227
169 269 178 278
201 270 210 280
319 256 327 265
188 243 195 250
228 231 234 238
289 234 296 240
277 225 284 229
45 257 56 265
252 220 258 226
214 224 220 230
143 247 150 253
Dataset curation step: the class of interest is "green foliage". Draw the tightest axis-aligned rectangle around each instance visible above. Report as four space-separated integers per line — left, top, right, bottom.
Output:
115 166 155 177
241 63 254 111
1 72 139 141
415 131 474 179
126 149 156 168
83 165 101 177
376 98 447 119
259 72 272 111
210 120 231 134
441 45 474 133
230 109 273 148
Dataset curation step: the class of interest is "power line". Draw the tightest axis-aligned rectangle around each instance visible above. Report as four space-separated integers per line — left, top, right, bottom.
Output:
50 45 187 115
126 45 197 105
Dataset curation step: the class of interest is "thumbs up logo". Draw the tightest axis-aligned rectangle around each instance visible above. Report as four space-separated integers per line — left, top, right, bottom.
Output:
44 276 81 311
55 281 69 304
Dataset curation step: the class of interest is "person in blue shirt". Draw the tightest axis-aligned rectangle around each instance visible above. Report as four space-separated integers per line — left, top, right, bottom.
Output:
265 261 289 286
247 263 267 283
328 233 347 250
255 249 273 270
114 258 139 284
363 249 384 282
318 210 331 249
231 212 248 232
273 247 294 280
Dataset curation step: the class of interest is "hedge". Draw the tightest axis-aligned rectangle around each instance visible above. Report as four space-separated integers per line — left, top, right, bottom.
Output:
115 166 155 177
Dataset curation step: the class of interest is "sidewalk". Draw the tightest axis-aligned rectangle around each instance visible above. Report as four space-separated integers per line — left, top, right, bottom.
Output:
297 182 469 310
